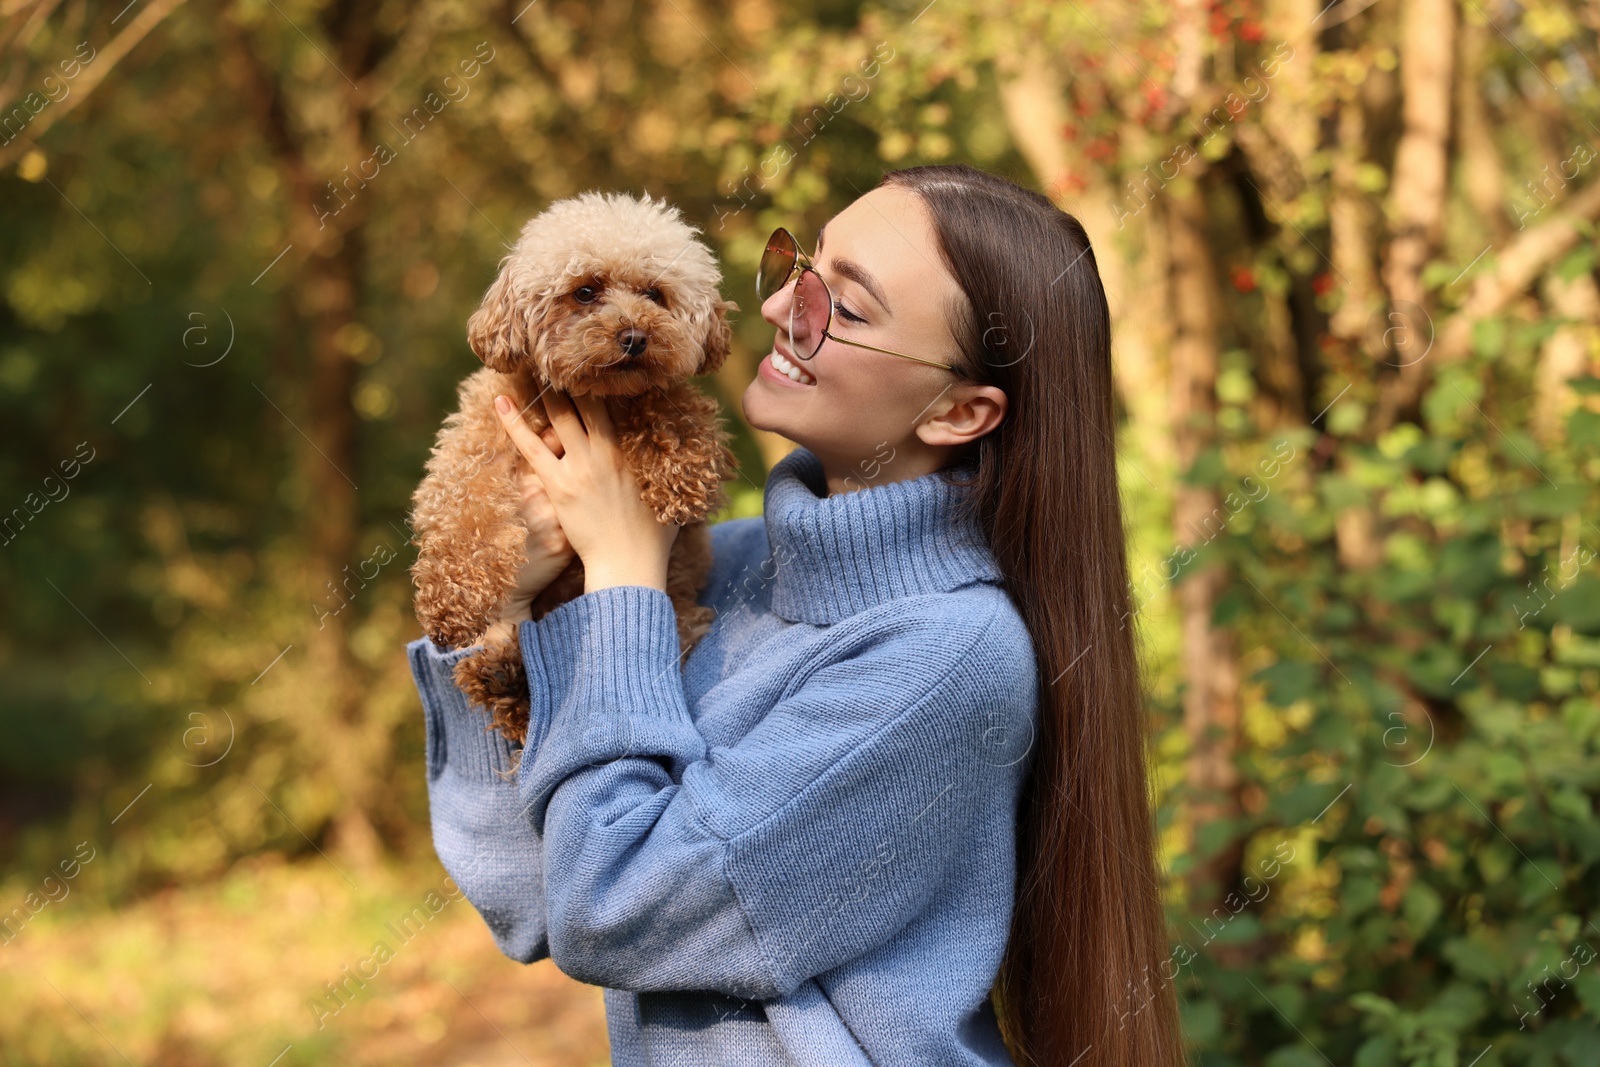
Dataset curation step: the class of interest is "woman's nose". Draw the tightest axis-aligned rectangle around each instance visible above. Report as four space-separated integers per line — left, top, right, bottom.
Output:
759 280 794 327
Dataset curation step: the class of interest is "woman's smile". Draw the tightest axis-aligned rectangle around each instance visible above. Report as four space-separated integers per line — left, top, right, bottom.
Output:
758 348 818 387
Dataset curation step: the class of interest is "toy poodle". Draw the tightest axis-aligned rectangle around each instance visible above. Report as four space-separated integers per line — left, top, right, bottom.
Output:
408 190 737 746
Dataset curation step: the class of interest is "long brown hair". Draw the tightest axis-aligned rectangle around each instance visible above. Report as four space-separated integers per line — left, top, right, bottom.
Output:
878 164 1185 1066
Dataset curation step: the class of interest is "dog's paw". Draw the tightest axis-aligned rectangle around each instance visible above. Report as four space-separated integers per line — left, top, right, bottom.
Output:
454 648 533 747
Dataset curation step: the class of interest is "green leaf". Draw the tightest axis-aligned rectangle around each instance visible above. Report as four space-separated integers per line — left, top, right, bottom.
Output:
1265 1045 1326 1067
1404 436 1456 474
1568 822 1600 867
1475 842 1514 885
1254 661 1322 707
1350 991 1400 1018
1514 484 1587 520
1320 474 1366 511
1548 787 1591 823
1324 600 1359 631
1273 782 1348 825
1343 874 1383 916
1182 445 1229 487
1473 317 1507 358
1402 881 1443 936
1442 933 1508 982
1354 1035 1399 1067
1440 533 1503 598
1574 971 1600 1020
1557 243 1598 282
1558 1018 1600 1063
1207 912 1266 946
1518 860 1563 905
1407 776 1455 811
1553 577 1600 634
1484 750 1524 786
1568 409 1600 450
1264 982 1307 1023
1555 635 1600 667
1195 817 1243 861
1180 996 1223 1044
1405 645 1467 699
1487 660 1542 701
1213 584 1251 627
1563 697 1600 743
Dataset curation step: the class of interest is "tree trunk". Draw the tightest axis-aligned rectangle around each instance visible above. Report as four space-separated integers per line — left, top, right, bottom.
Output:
1455 19 1510 245
227 9 386 867
1165 183 1245 920
994 45 1172 473
1329 97 1382 343
1373 0 1456 433
300 229 385 871
1533 272 1600 446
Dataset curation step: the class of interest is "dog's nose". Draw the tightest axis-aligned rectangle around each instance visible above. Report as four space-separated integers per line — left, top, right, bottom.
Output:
617 328 648 358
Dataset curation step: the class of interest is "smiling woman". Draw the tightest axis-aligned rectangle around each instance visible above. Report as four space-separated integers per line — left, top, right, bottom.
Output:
744 184 1005 495
409 163 1183 1067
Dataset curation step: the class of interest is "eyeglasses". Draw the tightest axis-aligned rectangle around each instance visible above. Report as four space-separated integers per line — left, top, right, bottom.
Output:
755 226 958 372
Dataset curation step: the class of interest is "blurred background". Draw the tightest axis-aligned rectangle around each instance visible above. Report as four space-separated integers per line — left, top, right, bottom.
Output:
2 0 1599 1063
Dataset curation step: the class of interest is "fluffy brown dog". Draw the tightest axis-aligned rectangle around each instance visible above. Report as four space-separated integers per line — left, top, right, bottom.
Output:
409 191 737 746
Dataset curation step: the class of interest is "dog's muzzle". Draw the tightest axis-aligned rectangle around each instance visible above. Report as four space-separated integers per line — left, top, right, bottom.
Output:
617 327 648 359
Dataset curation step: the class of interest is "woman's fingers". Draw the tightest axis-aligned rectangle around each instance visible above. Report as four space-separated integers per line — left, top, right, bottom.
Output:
572 394 615 446
541 389 587 452
494 395 557 478
539 423 564 458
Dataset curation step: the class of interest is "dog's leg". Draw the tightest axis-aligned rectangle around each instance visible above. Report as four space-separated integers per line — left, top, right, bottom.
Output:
411 368 548 649
666 522 716 659
607 389 729 658
616 386 735 527
454 640 533 747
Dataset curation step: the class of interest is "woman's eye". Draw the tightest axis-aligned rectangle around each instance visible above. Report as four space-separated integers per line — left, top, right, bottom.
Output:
833 299 866 325
574 285 599 303
645 287 666 306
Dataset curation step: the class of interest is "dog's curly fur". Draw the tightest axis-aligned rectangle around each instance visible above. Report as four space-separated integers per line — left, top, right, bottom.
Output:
408 191 737 747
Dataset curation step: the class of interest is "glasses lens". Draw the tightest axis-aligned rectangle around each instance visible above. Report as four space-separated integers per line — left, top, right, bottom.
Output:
787 268 830 360
756 229 797 302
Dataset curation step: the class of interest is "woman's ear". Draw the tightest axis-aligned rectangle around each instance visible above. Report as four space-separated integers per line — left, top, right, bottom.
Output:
697 298 738 375
914 384 1008 448
466 268 526 373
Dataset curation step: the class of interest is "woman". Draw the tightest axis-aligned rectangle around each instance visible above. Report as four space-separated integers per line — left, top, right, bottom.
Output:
407 163 1184 1066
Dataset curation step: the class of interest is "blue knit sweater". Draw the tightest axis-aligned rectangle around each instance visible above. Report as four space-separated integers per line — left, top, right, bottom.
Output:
406 446 1040 1066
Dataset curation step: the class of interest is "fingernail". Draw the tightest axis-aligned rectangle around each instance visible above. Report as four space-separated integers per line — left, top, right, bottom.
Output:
495 395 511 413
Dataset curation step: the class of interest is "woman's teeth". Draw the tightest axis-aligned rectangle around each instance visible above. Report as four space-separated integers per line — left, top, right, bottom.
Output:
770 352 816 385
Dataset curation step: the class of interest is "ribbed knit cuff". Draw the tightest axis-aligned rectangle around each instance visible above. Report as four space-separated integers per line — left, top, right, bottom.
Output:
514 585 707 829
518 584 691 733
406 636 523 783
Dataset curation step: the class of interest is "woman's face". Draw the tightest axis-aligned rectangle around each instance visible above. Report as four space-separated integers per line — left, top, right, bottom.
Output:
741 185 973 485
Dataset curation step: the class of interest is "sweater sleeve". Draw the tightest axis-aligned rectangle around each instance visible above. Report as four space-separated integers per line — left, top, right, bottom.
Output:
406 635 549 964
513 584 1037 1000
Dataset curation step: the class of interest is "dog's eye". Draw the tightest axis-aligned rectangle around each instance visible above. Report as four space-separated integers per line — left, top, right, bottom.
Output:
574 285 600 304
645 287 666 306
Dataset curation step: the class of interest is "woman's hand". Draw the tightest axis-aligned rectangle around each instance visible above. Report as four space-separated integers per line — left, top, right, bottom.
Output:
494 390 679 594
498 462 576 625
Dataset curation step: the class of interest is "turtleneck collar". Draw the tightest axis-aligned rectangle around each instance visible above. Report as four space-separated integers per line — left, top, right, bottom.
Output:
756 447 1002 625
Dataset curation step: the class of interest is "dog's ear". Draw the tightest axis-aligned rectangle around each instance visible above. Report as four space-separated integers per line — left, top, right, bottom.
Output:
697 298 737 375
466 268 525 373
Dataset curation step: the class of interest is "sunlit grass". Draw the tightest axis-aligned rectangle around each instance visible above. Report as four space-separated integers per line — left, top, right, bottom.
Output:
0 853 609 1066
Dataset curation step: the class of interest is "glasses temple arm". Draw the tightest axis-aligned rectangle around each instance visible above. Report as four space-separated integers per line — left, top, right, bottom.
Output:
829 333 955 371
